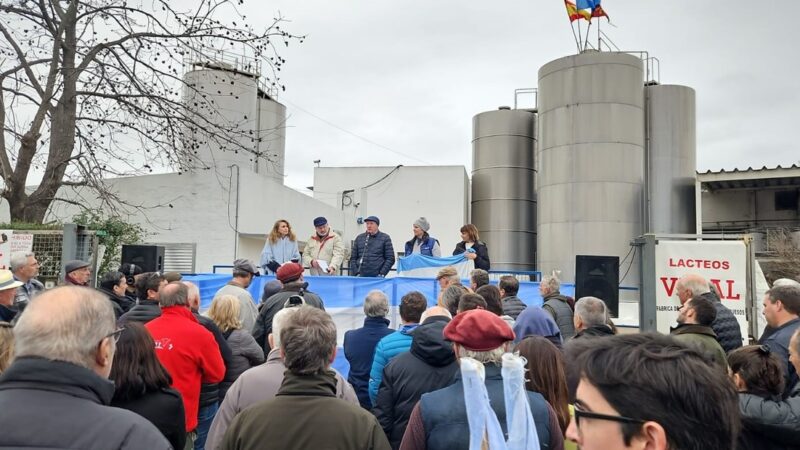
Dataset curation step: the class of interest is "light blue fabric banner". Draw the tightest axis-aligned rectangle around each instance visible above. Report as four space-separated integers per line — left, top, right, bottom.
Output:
396 253 473 278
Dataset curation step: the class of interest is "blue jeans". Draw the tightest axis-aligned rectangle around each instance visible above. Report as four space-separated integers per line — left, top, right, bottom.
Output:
194 402 219 450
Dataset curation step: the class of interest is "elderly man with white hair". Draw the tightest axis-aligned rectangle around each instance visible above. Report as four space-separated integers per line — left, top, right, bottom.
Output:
344 289 395 409
9 251 43 311
540 274 576 340
207 305 358 450
0 286 170 448
573 296 615 339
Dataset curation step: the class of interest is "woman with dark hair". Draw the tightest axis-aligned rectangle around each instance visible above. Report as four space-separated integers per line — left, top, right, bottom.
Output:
260 219 300 274
110 322 185 450
730 345 799 449
516 336 571 440
452 224 490 270
98 271 134 318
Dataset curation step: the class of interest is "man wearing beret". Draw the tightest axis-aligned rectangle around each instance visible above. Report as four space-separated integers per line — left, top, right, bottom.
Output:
302 217 345 276
399 309 564 450
63 260 91 286
252 262 325 355
349 216 395 277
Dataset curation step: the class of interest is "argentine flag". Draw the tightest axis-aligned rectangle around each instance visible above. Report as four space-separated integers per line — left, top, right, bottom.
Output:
396 253 475 279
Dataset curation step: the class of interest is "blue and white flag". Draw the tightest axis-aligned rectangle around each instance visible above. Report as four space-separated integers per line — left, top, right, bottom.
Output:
396 253 475 279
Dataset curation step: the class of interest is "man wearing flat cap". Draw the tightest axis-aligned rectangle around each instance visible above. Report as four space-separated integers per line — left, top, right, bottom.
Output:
63 260 91 286
399 309 564 450
302 216 345 276
349 216 395 278
252 262 325 354
213 259 260 332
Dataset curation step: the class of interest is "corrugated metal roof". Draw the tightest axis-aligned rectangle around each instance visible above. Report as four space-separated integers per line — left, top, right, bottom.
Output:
698 164 800 190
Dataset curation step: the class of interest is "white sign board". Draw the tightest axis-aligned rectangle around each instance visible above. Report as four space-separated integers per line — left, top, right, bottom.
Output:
654 240 748 343
0 231 35 270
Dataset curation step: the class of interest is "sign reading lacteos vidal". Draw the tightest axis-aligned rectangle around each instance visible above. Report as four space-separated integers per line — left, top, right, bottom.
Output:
654 240 748 343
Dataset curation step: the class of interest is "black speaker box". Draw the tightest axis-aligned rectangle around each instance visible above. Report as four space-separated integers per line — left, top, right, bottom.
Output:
122 245 165 273
575 255 620 317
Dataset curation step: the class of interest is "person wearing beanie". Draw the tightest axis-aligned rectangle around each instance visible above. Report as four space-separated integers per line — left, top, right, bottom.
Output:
302 216 345 276
251 263 325 355
404 217 441 258
349 216 395 277
399 309 564 450
62 260 91 286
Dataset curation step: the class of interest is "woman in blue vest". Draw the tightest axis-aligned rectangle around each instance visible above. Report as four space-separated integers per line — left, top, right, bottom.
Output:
404 217 441 257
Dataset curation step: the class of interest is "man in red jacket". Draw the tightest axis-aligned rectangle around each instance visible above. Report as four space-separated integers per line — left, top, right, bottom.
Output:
146 282 225 447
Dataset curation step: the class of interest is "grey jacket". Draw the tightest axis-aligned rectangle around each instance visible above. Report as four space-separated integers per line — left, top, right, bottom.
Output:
0 357 171 450
12 278 44 310
501 295 527 321
214 283 259 332
205 349 358 450
739 384 800 447
219 329 265 400
543 292 576 340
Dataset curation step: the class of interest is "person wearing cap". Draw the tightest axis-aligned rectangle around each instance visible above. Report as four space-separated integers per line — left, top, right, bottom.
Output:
404 217 441 257
9 251 43 311
302 216 345 276
399 309 563 450
349 216 395 277
212 259 260 332
0 270 24 323
251 262 325 354
259 219 301 275
63 259 91 286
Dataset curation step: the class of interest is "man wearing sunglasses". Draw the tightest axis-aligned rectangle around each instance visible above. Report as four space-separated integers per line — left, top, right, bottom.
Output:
0 286 170 448
565 333 739 450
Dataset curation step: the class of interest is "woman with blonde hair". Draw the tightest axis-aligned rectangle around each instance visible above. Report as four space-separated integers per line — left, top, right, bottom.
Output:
207 295 265 399
452 224 490 271
0 322 14 374
259 219 301 274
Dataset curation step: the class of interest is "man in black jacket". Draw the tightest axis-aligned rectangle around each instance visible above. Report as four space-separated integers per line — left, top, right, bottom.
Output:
373 306 458 449
498 275 527 320
0 286 170 449
349 216 395 277
119 272 166 323
573 296 615 339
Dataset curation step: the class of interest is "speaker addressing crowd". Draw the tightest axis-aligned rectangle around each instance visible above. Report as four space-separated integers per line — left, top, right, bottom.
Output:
0 218 798 450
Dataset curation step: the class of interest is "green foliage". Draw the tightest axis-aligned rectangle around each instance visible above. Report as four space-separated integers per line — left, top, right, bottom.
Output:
0 222 62 231
73 211 147 275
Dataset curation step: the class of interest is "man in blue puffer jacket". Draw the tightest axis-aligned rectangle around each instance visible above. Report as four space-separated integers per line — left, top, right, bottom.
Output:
350 216 395 277
368 291 428 404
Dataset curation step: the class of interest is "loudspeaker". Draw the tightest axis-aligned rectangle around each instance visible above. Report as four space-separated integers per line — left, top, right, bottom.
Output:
122 245 165 273
575 255 620 317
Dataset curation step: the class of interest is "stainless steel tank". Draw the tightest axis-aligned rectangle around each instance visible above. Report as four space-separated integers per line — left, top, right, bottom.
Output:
646 84 697 234
537 52 645 283
471 107 536 272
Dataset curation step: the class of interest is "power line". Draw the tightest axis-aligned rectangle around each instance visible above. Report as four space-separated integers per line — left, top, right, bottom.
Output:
279 97 433 165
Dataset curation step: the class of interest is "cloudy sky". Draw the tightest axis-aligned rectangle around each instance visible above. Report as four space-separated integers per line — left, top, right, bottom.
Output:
220 0 796 191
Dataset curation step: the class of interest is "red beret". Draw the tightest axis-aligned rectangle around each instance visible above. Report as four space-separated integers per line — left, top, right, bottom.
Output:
276 262 304 283
443 309 515 351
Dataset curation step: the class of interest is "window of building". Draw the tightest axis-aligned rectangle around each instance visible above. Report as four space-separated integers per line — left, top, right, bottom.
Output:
774 190 799 211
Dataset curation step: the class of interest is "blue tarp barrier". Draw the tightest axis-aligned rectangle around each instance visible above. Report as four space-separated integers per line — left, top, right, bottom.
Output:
181 273 575 378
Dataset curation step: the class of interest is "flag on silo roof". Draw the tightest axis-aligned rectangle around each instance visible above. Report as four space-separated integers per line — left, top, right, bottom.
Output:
563 0 582 22
576 0 594 20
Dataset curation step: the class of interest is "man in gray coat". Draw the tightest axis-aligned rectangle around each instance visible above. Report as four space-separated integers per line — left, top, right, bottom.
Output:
206 306 357 450
541 274 576 340
213 258 259 332
0 286 170 449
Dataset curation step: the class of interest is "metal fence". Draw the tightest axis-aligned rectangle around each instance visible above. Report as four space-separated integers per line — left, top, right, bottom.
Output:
5 225 99 286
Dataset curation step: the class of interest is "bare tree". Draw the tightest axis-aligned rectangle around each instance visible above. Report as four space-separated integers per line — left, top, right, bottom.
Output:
0 0 301 223
763 228 800 283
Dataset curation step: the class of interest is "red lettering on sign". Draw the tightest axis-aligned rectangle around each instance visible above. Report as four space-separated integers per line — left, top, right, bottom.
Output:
710 279 741 300
660 277 678 296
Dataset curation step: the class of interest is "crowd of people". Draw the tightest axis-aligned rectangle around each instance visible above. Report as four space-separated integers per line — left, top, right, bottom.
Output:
1 230 800 449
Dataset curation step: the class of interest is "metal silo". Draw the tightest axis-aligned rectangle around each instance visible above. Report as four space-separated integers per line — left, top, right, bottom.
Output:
471 107 536 271
645 84 697 234
537 51 645 283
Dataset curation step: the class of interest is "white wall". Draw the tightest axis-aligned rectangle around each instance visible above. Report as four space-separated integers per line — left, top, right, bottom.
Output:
33 169 341 272
313 165 470 265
